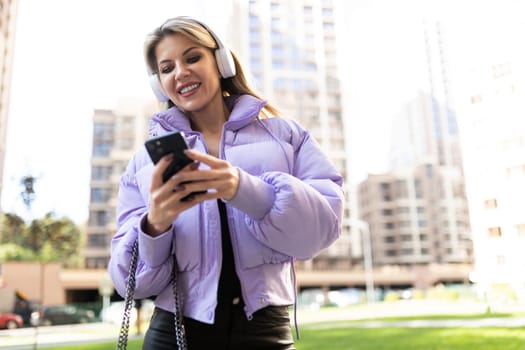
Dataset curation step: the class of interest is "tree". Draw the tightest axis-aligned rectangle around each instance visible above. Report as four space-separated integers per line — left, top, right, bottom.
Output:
0 213 26 245
0 212 84 268
0 174 85 267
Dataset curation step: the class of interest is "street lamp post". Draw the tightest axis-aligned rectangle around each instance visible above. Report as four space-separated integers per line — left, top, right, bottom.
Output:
99 273 114 313
351 219 375 303
20 174 40 350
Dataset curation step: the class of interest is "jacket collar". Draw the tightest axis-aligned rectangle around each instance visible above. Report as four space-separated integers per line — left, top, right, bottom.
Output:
149 95 267 135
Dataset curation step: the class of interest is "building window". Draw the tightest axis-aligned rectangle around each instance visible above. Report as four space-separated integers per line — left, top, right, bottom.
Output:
395 180 408 198
91 166 112 181
87 234 108 248
384 236 395 243
380 182 391 201
386 250 396 256
89 210 110 226
488 227 502 238
94 122 113 140
93 143 112 157
398 221 409 228
303 5 313 15
249 14 259 26
484 198 498 209
425 164 433 178
322 7 334 16
401 234 412 241
85 257 109 269
91 188 112 203
495 255 506 266
384 222 395 229
470 94 482 104
117 137 134 151
414 180 423 198
323 22 335 32
249 29 260 42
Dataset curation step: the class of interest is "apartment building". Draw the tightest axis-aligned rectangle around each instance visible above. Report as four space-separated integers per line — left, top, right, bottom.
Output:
457 59 525 302
231 0 352 271
0 0 20 227
357 163 473 287
84 98 156 269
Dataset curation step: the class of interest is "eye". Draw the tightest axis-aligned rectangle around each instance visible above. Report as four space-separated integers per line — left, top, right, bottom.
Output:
187 55 201 64
160 65 173 74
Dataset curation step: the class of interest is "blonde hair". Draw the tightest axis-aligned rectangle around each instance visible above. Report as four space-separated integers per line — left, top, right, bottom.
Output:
144 16 279 118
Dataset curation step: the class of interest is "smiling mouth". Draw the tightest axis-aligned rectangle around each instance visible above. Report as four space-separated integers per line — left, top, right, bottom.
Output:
179 83 200 94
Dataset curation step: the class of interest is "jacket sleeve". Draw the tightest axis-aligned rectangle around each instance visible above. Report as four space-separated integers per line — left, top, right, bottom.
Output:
227 127 344 260
107 153 175 299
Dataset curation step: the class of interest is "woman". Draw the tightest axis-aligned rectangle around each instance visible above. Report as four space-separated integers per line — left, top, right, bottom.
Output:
108 16 344 350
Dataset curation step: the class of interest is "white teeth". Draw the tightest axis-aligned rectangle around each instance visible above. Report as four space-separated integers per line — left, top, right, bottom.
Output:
180 83 199 94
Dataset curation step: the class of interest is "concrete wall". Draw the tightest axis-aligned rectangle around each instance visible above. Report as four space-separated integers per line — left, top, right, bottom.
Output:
2 262 63 306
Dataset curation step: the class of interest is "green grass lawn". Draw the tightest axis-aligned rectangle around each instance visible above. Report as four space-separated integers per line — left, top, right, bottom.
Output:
44 324 525 350
295 326 525 350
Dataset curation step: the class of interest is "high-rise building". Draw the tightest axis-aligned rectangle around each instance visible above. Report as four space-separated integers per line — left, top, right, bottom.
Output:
357 19 474 282
389 21 462 170
0 0 20 229
231 0 352 270
457 58 525 302
85 98 156 268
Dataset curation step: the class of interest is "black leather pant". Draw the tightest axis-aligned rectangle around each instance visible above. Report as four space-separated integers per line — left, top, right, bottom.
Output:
143 300 296 350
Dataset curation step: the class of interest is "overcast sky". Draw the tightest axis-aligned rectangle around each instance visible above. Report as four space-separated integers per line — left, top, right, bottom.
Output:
2 0 523 224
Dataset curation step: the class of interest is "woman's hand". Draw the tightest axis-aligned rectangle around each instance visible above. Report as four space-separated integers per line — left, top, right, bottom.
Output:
144 150 239 236
145 154 201 236
181 149 240 201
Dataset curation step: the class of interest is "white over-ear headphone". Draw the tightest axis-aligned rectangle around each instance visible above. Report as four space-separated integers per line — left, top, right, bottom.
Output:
148 17 236 102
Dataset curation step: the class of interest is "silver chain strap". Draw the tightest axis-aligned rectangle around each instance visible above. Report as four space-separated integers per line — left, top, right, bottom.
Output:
116 240 188 349
171 255 188 349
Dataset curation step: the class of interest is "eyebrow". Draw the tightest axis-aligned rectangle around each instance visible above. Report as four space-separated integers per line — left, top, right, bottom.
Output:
158 46 200 66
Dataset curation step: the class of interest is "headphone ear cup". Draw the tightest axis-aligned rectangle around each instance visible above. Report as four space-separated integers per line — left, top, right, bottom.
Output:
215 48 236 78
149 74 170 102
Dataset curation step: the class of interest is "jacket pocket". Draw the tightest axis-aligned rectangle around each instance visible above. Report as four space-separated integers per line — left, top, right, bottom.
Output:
173 207 202 272
234 215 290 269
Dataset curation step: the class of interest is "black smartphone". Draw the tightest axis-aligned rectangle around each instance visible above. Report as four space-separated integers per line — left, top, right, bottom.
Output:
145 131 205 200
145 131 193 182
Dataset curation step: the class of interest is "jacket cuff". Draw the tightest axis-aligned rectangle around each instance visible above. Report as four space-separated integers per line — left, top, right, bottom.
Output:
138 213 173 267
225 168 275 220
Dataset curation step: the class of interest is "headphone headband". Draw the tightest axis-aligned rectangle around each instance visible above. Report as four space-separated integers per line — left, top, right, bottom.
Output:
148 17 236 102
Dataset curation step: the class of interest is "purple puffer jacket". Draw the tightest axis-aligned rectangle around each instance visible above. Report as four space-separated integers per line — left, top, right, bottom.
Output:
108 94 344 324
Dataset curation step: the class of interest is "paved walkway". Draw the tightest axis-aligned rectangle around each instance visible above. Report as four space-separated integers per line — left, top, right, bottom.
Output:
1 300 524 349
306 317 525 329
296 299 525 324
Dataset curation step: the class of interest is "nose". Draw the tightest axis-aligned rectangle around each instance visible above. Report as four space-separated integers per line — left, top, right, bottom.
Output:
174 63 190 80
